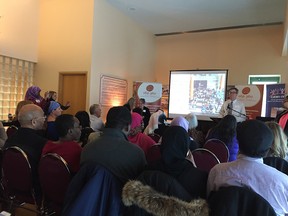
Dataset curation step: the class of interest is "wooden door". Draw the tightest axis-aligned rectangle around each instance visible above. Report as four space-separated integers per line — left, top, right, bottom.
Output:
58 73 87 115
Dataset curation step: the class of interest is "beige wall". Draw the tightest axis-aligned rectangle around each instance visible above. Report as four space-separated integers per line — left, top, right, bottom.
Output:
35 0 94 100
0 0 39 61
155 25 288 86
89 0 156 117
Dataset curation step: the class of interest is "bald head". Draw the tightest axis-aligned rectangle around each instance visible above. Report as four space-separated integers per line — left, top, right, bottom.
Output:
18 104 45 130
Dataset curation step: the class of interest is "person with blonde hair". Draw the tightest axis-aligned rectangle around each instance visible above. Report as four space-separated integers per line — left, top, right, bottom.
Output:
265 121 288 160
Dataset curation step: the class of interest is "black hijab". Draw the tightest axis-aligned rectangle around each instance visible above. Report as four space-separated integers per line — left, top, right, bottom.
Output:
160 126 190 177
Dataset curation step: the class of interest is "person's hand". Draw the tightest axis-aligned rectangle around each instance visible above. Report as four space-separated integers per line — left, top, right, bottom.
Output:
65 101 71 107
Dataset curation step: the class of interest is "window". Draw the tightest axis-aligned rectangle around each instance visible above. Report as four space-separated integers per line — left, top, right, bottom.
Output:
0 55 34 120
248 75 280 85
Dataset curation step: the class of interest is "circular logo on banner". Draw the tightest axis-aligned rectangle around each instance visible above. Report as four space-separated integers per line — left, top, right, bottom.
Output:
138 83 162 103
242 87 251 94
238 85 261 107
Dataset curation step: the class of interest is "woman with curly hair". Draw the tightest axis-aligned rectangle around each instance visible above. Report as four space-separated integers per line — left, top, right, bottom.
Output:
206 115 239 161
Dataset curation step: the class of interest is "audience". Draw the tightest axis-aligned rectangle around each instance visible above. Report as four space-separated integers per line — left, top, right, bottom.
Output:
170 115 199 151
123 97 135 112
265 121 288 160
206 115 239 161
276 94 288 137
146 126 208 199
0 122 7 148
4 104 47 198
46 90 70 111
24 85 48 112
144 109 165 135
89 104 104 131
42 114 82 174
139 98 151 129
46 101 63 141
128 112 156 155
81 106 146 184
207 120 288 215
186 113 205 147
75 111 94 147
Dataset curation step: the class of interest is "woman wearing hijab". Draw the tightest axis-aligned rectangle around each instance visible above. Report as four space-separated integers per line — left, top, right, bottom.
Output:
128 112 156 155
146 126 208 199
171 116 199 151
24 86 48 111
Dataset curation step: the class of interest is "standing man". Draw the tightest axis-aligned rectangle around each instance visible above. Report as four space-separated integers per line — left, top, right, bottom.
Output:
89 104 104 131
219 87 246 122
139 98 151 129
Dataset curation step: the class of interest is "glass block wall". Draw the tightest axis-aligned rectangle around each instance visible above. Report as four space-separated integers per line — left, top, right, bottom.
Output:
0 55 34 120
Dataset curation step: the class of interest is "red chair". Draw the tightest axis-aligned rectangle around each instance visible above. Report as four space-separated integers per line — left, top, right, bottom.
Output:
39 153 71 215
191 148 220 172
203 139 229 163
146 144 161 163
2 146 39 213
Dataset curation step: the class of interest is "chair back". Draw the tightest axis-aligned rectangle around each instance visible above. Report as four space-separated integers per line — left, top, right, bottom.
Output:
263 157 288 175
208 186 276 216
2 146 37 205
146 144 161 163
148 133 161 143
191 148 220 172
38 153 71 214
6 125 18 138
203 139 229 163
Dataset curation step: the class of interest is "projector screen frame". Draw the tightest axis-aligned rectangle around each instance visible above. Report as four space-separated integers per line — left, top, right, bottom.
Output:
168 69 228 121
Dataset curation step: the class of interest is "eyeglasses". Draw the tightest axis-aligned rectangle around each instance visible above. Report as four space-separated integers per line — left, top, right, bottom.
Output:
33 116 47 121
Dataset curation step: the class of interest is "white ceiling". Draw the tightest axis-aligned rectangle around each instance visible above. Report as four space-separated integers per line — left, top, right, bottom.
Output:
106 0 287 35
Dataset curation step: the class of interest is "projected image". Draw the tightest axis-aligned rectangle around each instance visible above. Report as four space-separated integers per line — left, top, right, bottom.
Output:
169 70 227 119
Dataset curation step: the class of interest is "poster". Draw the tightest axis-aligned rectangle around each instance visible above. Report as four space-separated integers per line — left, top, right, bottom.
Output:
236 85 264 120
265 83 285 117
133 81 162 113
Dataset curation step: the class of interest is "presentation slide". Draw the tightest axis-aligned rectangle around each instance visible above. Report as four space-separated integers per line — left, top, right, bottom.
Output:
169 70 228 120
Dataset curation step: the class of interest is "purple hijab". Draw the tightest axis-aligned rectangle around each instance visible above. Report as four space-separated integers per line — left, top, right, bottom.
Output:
25 86 43 102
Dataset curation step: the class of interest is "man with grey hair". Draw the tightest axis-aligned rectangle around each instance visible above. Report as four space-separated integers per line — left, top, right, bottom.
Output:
4 104 47 198
89 104 104 131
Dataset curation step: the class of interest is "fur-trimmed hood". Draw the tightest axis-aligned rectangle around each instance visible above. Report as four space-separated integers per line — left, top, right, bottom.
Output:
122 180 209 216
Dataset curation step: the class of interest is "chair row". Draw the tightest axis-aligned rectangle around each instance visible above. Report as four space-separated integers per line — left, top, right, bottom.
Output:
1 146 71 215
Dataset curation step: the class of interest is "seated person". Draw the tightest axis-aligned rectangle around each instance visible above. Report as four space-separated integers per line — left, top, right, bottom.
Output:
170 115 199 151
207 120 288 215
0 121 7 148
4 104 47 198
206 115 239 161
265 121 288 160
89 104 104 132
146 126 208 199
75 111 94 147
46 101 63 141
42 114 82 174
276 94 288 137
81 106 146 184
128 112 156 155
